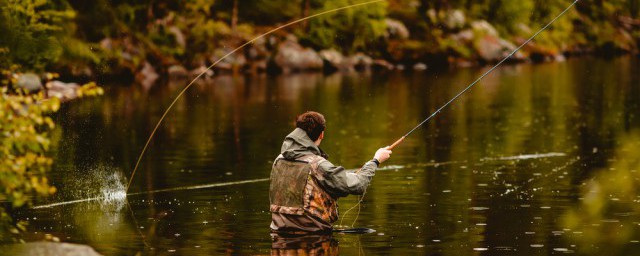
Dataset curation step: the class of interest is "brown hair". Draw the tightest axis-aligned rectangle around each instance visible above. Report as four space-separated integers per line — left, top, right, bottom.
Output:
296 111 326 141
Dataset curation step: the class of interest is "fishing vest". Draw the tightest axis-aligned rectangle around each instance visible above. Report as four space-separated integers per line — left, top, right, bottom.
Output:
269 154 339 223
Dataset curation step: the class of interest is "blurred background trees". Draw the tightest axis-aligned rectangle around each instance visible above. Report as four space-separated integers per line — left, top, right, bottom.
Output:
1 0 639 79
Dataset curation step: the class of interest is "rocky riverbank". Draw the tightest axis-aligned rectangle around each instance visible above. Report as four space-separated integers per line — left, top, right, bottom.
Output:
101 13 640 89
4 72 103 102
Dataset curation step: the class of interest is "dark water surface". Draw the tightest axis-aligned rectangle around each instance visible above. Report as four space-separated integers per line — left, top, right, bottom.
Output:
20 56 640 255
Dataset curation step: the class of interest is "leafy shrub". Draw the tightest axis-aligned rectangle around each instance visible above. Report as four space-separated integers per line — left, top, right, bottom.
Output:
0 89 59 241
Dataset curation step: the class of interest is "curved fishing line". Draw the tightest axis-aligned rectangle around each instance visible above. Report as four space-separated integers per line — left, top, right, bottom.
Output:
387 0 580 150
127 0 386 192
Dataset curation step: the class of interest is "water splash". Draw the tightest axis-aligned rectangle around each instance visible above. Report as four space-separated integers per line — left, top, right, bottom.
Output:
33 166 127 210
98 172 127 211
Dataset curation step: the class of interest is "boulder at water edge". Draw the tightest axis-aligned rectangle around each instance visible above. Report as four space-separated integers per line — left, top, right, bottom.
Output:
0 242 102 256
274 40 323 73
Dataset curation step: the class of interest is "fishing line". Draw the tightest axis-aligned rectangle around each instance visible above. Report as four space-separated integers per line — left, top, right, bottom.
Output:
342 0 581 226
32 178 269 209
386 0 580 150
126 0 386 192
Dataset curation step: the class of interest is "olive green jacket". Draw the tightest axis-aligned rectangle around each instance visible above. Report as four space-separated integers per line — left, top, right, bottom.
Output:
279 128 378 198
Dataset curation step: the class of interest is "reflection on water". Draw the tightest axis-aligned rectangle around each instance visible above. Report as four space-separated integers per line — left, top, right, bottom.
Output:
563 133 640 255
16 56 640 254
271 233 339 255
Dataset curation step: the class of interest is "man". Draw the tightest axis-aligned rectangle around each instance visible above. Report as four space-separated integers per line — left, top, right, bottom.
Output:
269 111 392 233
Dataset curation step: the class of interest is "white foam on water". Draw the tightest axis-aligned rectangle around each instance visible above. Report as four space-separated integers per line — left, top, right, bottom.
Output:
482 152 566 161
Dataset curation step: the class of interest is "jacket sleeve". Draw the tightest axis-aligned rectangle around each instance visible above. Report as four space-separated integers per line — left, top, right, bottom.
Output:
315 159 378 197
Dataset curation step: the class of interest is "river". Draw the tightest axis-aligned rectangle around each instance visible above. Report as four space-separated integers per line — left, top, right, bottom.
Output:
20 56 640 255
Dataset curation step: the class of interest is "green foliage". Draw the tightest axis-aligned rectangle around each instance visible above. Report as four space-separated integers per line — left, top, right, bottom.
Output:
0 89 59 241
300 0 388 53
0 0 96 71
486 0 534 34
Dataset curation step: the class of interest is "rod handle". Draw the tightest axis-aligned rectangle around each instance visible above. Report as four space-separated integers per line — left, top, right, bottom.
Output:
387 136 405 150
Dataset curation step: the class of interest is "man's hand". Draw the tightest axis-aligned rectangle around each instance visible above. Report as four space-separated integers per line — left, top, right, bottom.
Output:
374 147 392 163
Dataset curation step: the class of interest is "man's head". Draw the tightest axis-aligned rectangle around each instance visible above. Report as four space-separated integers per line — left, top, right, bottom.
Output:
296 111 325 144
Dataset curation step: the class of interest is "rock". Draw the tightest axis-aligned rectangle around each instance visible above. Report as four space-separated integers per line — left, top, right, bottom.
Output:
475 35 525 62
46 80 79 101
211 48 247 72
516 23 532 35
445 10 466 30
0 242 102 256
167 26 186 48
449 57 475 68
319 49 346 71
349 53 373 71
190 65 214 78
99 38 113 50
135 61 159 90
413 63 428 70
372 59 394 70
449 29 475 47
167 65 188 79
274 40 323 73
15 73 43 93
471 20 499 37
385 19 410 39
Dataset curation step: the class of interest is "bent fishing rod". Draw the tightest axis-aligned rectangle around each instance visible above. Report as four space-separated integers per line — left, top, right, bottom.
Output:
387 0 580 150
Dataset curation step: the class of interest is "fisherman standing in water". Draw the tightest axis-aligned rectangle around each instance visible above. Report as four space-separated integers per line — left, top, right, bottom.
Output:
269 111 392 233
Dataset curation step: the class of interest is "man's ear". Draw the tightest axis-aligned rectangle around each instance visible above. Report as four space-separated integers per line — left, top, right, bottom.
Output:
320 131 324 140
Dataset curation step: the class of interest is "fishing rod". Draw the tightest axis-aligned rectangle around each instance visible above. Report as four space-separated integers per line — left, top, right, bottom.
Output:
386 0 580 150
344 1 580 224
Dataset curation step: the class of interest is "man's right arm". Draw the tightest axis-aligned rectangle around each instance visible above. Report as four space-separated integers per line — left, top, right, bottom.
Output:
315 147 392 197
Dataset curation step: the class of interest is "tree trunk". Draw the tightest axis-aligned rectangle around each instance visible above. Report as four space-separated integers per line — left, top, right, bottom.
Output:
301 0 310 29
231 0 238 33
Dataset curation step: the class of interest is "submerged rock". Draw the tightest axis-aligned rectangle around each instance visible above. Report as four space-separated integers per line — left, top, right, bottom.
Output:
0 242 102 256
